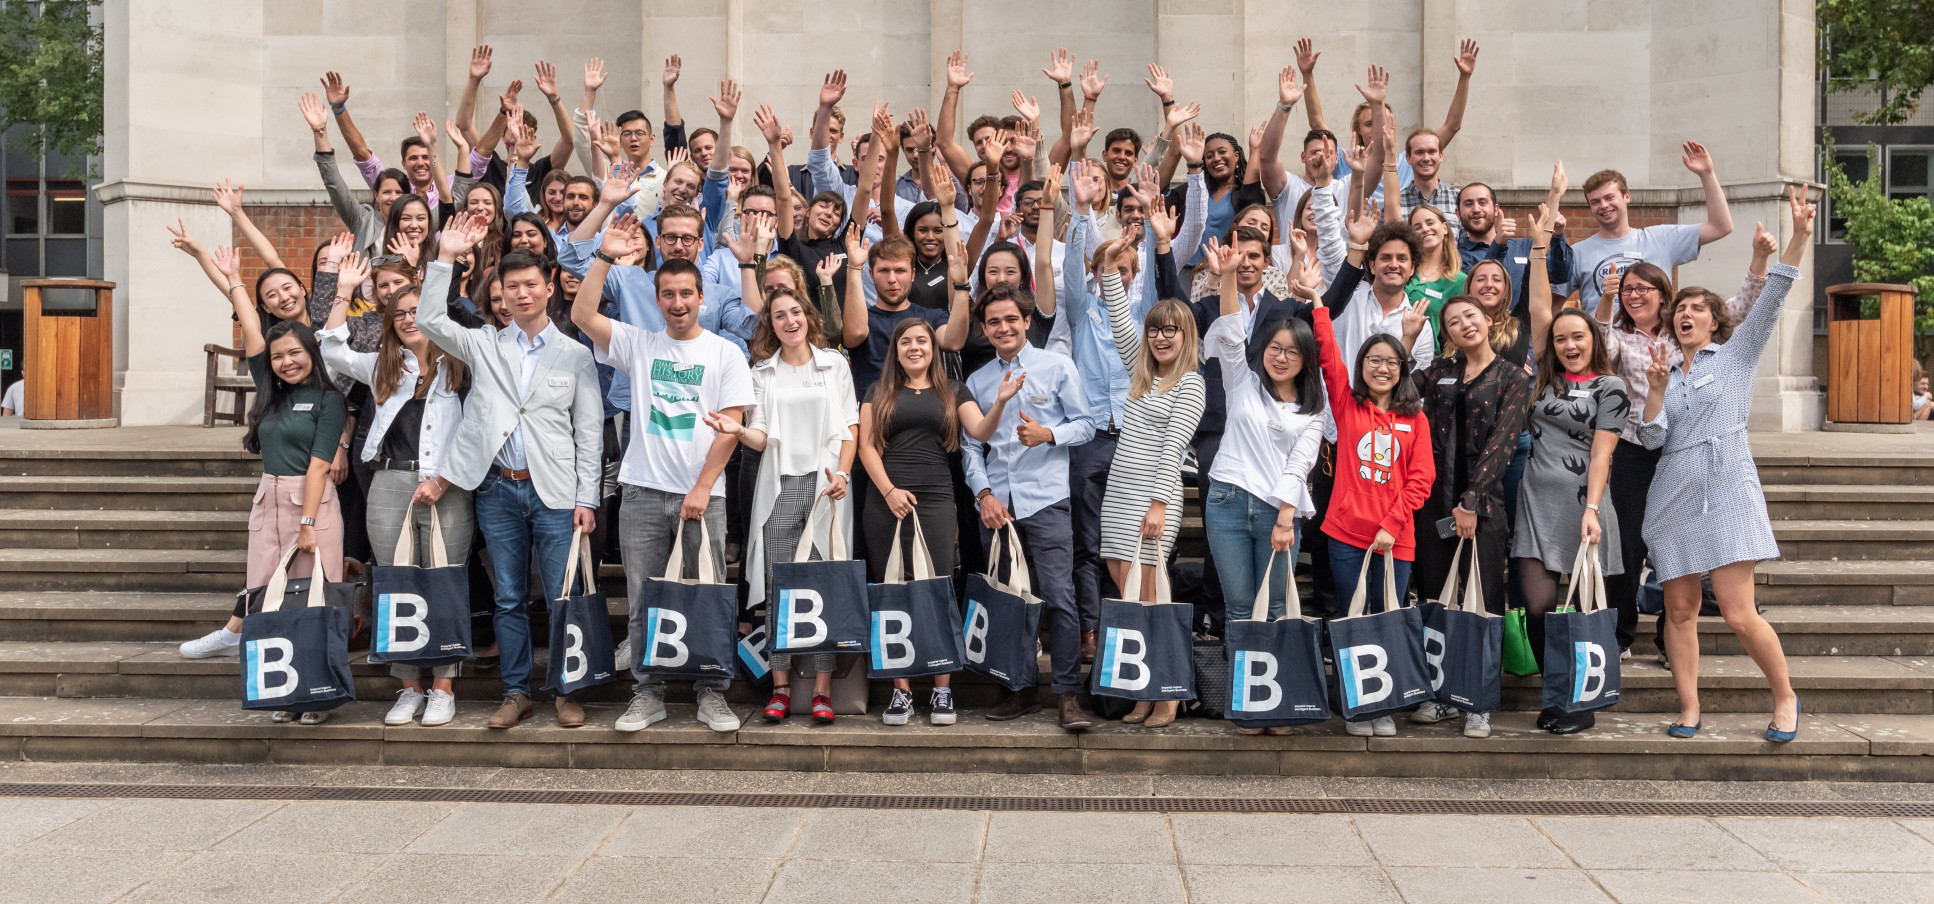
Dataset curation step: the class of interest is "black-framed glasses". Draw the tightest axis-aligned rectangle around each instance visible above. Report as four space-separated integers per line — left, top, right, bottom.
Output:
1145 324 1182 339
660 234 702 246
390 307 419 321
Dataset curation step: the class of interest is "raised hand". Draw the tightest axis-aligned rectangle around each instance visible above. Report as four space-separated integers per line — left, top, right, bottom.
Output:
662 53 682 88
1549 160 1569 197
1146 200 1177 245
322 231 353 267
1400 297 1430 339
947 236 971 285
1601 261 1621 303
666 146 692 171
1498 216 1518 239
1346 197 1379 245
1527 202 1553 246
211 178 243 215
212 244 242 282
1681 140 1714 177
1041 162 1065 205
1178 122 1206 165
1454 39 1480 77
468 44 493 81
1010 90 1040 125
844 220 869 259
1068 108 1096 149
337 250 371 291
1751 221 1775 261
711 78 741 121
602 161 643 205
1200 237 1233 276
996 214 1021 244
1144 63 1174 101
946 51 973 89
444 119 469 158
1343 142 1368 174
1248 124 1265 160
1645 341 1671 395
1011 122 1039 160
1164 99 1201 134
930 159 956 208
815 254 841 287
388 232 420 268
819 69 848 107
412 111 436 145
321 71 350 107
437 211 487 261
753 104 784 145
1289 226 1310 262
1080 58 1108 99
980 128 1008 168
587 112 620 159
1069 158 1103 210
508 118 538 165
906 107 933 150
533 60 560 101
1356 64 1389 104
1788 184 1816 238
870 101 894 143
165 218 203 257
600 212 646 260
1278 65 1303 106
298 93 327 131
1295 38 1321 75
996 369 1028 403
728 211 768 263
1042 47 1073 85
501 78 523 108
583 57 607 92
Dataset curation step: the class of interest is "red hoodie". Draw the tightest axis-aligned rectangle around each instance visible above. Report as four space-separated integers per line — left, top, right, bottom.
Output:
1313 307 1435 560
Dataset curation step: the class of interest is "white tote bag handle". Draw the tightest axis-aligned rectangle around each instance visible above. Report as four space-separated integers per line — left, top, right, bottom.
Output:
1561 541 1607 614
662 517 720 585
1343 549 1401 619
557 529 599 600
391 501 451 570
792 492 848 563
984 521 1032 597
260 545 327 612
1118 537 1173 605
1248 546 1302 622
883 510 939 584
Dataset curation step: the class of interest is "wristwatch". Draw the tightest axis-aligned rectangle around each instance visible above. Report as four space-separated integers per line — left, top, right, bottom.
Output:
299 516 316 527
593 250 617 265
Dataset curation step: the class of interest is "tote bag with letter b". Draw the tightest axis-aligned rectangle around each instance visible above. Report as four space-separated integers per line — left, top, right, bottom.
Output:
239 546 356 714
962 523 1043 692
770 498 870 655
1326 550 1431 721
867 512 966 679
1224 552 1332 728
634 518 740 681
1091 540 1196 702
545 530 617 697
1417 538 1502 714
368 504 472 667
1541 541 1623 715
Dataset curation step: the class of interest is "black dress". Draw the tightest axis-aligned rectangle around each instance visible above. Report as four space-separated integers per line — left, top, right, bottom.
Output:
861 381 974 584
1409 353 1531 613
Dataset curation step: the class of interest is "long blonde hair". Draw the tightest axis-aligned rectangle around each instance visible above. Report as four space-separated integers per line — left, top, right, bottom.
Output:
1129 298 1199 400
1409 204 1462 280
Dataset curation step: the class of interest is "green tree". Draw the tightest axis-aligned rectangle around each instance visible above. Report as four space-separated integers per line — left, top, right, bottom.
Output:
1820 0 1934 126
1821 133 1934 356
0 1 102 175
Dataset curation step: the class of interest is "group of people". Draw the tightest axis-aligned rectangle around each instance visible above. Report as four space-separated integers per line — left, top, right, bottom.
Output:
170 40 1812 744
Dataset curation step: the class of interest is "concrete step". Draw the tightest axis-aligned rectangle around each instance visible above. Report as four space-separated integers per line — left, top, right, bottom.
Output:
1762 485 1934 520
0 476 258 511
0 449 261 479
0 509 247 550
0 694 1924 781
1770 520 1934 561
0 549 246 592
1755 560 1934 606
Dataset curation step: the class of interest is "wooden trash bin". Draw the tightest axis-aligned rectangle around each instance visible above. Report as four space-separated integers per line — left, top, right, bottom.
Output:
21 278 116 426
1825 283 1918 425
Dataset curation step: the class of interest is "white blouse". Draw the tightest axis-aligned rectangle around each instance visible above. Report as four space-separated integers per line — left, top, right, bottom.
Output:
1203 312 1324 516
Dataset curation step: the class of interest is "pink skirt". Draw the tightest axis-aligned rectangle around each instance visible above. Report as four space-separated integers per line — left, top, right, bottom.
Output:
245 473 345 588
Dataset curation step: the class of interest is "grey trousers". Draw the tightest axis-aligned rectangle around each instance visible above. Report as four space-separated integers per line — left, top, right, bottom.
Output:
367 467 474 681
763 473 836 676
621 484 729 695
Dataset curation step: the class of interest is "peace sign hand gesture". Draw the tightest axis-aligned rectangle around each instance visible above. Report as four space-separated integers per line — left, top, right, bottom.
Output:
1645 340 1672 395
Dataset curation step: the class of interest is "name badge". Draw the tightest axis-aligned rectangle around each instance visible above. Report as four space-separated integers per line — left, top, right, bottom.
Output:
1267 420 1286 432
1437 377 1457 385
1568 389 1591 399
928 275 945 286
1394 423 1411 432
1028 394 1050 405
292 402 314 412
1424 287 1442 298
673 362 697 372
548 376 571 387
1514 256 1528 264
1692 374 1715 389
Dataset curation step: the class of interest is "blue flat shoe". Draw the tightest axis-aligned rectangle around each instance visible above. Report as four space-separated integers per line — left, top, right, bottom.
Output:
1666 720 1702 739
1766 699 1802 743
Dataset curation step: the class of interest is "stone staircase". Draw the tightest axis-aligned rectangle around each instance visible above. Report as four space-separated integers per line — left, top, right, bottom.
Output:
1 430 1932 780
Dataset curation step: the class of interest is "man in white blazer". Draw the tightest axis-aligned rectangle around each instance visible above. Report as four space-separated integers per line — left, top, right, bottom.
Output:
418 214 603 730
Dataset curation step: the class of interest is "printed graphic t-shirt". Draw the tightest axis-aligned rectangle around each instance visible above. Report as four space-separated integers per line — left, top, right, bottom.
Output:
599 322 756 496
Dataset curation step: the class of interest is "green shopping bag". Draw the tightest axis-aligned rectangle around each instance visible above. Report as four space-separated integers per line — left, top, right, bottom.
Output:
1502 606 1539 676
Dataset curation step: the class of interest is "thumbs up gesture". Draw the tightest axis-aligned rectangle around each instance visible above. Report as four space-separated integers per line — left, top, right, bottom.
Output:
1015 410 1054 447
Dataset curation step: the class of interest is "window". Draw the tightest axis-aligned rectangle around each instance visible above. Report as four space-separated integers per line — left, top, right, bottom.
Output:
1888 146 1934 204
1824 151 1870 242
0 126 102 279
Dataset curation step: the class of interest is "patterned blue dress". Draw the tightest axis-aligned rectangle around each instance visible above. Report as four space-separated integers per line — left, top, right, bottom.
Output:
1638 262 1800 581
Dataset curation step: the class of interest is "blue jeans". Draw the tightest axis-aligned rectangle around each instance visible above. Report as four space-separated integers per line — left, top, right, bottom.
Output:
1328 537 1412 616
474 473 576 697
1203 480 1300 622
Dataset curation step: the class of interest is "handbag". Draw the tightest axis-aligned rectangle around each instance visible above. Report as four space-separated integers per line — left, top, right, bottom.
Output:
239 546 356 714
1540 541 1623 714
544 530 618 696
368 504 473 667
1189 635 1231 719
1325 550 1432 721
1090 539 1196 702
788 653 871 715
867 511 966 679
1417 537 1502 714
961 523 1044 692
770 497 870 655
1224 551 1332 728
633 517 739 681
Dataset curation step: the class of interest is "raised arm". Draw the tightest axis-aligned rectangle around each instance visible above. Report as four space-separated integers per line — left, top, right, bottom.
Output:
1170 126 1212 265
754 105 794 240
875 105 903 239
840 228 871 350
532 60 574 171
661 54 685 139
1682 140 1734 246
570 160 642 244
1357 65 1391 200
575 58 606 175
1726 188 1813 363
575 214 646 353
1258 66 1305 197
212 244 267 356
935 236 972 352
1099 258 1142 370
1043 47 1077 168
1033 163 1063 316
1295 39 1326 132
935 51 976 183
1433 40 1479 151
455 45 491 147
210 179 285 272
478 80 518 163
320 71 372 164
1527 203 1559 360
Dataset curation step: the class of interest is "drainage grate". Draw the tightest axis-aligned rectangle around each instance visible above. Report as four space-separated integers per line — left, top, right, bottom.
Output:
2 782 1929 818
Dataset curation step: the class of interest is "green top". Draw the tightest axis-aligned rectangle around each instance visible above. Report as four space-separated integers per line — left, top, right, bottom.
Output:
1406 272 1469 352
248 354 346 478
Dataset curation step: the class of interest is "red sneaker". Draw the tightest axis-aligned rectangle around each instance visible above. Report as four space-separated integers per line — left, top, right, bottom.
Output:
811 694 836 724
762 690 791 722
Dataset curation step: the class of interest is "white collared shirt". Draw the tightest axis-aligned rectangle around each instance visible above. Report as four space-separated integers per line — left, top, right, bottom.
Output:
495 323 556 470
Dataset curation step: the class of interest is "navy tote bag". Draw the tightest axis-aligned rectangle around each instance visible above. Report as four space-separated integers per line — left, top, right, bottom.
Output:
368 504 473 667
1224 552 1332 728
239 546 356 714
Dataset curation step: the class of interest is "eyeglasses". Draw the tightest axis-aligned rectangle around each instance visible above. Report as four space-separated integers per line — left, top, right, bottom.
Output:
371 254 406 266
1145 324 1182 339
390 308 418 321
659 234 701 246
1621 283 1658 297
618 129 651 141
1362 355 1403 370
1264 344 1301 359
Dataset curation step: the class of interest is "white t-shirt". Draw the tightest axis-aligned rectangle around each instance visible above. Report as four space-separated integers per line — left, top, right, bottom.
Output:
747 356 859 478
598 323 755 496
1569 224 1702 309
0 380 21 415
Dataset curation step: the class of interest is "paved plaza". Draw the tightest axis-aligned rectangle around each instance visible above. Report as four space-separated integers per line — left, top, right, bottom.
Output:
2 762 1933 903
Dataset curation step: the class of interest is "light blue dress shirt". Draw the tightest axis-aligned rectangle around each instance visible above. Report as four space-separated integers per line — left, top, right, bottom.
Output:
1062 213 1160 431
493 323 560 470
960 344 1095 520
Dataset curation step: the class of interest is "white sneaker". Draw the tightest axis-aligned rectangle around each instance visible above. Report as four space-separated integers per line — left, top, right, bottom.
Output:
1409 702 1459 724
695 688 741 732
384 688 427 726
179 630 239 660
1463 712 1492 739
421 690 456 726
614 638 634 672
1372 716 1397 737
1620 648 1632 661
615 691 666 732
1345 719 1375 737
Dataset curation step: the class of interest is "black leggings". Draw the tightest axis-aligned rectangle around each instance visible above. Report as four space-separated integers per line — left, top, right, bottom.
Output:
1514 557 1565 672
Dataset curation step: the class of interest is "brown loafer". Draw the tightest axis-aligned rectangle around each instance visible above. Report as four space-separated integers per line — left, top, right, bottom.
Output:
487 692 532 729
1081 630 1097 662
1058 692 1094 731
554 695 584 728
985 687 1041 721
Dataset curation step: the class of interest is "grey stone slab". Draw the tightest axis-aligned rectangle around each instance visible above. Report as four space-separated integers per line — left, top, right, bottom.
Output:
789 809 986 862
23 798 282 851
1385 867 1614 903
977 861 1187 904
0 695 189 736
0 760 171 783
142 763 336 786
386 702 727 745
118 850 385 904
984 812 1175 863
402 801 628 856
1823 783 1934 802
314 765 505 787
1184 866 1402 904
1367 710 1869 754
1080 717 1367 751
333 853 581 904
215 800 457 853
1649 780 1851 801
1350 815 1571 868
548 856 782 904
1823 714 1934 755
141 699 386 740
743 710 1074 748
812 771 992 796
1151 775 1324 798
1169 814 1373 866
1795 871 1934 904
1903 820 1934 845
763 859 978 904
0 641 162 672
1533 816 1775 870
984 772 1156 797
0 849 191 904
1588 869 1824 904
0 797 112 848
486 767 804 794
1319 777 1505 800
597 805 808 859
1475 779 1668 801
1717 817 1934 872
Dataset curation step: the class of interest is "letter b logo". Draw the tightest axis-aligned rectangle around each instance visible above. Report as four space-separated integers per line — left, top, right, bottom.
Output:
871 610 914 670
1422 626 1446 692
376 592 430 654
1338 644 1391 709
561 624 587 684
777 589 827 649
645 607 689 668
245 638 298 701
1232 650 1280 713
962 601 990 664
1571 641 1606 703
1101 627 1149 691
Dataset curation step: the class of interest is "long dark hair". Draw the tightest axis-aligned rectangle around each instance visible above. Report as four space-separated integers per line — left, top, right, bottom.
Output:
383 195 437 273
243 321 339 455
904 200 945 263
1465 259 1519 355
252 267 308 326
506 212 559 262
870 318 959 452
1534 309 1615 401
1252 317 1325 416
976 240 1033 294
1352 333 1422 416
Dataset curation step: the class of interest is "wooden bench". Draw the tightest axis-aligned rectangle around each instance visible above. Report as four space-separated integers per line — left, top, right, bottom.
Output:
202 344 253 427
